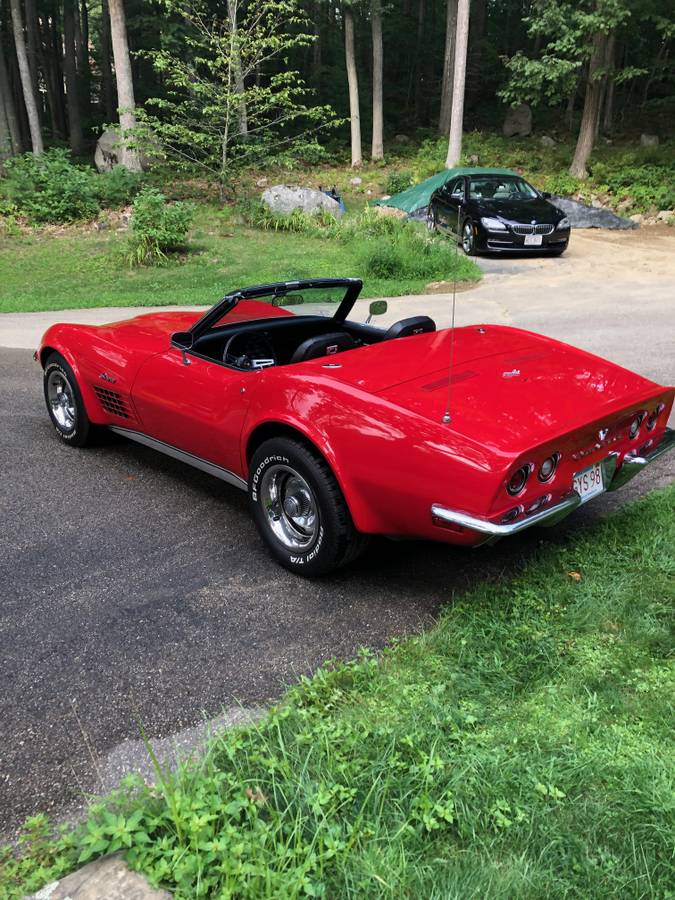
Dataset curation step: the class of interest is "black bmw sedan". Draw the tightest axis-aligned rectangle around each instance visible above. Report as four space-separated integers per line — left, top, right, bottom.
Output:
427 171 570 256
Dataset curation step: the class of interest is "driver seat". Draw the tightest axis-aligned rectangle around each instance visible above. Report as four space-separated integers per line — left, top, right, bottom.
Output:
291 331 357 364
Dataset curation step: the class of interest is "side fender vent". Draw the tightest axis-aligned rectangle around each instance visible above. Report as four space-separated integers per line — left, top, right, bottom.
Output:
94 386 130 419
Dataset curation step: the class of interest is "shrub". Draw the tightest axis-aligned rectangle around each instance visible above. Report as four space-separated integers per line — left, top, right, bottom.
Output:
0 149 99 223
126 188 193 265
357 224 476 282
385 170 413 195
93 166 143 208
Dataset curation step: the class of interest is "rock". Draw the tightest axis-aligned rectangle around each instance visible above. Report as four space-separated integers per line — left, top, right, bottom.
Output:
591 198 604 209
553 196 637 230
468 154 479 164
640 133 659 147
256 177 268 187
94 220 110 231
616 198 633 213
350 176 362 186
94 128 122 172
503 103 532 137
394 134 410 144
373 205 407 219
629 213 644 225
27 853 170 899
657 209 674 222
366 189 373 196
540 135 555 147
261 185 343 218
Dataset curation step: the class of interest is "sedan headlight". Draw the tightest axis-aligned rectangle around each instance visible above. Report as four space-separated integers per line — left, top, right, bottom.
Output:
556 216 571 230
481 216 506 231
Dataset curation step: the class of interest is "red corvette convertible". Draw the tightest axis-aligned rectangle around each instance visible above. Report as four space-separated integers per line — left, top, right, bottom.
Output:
37 278 674 575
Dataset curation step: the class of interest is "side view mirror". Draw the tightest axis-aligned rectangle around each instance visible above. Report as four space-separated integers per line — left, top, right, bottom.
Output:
366 300 388 324
541 191 552 199
172 330 193 349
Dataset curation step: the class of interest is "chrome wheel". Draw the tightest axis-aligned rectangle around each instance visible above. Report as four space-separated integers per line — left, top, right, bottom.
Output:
426 207 436 232
260 464 319 550
462 221 474 254
47 370 77 432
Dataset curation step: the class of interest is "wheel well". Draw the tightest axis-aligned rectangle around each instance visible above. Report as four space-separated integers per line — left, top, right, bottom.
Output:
245 422 326 466
39 346 58 368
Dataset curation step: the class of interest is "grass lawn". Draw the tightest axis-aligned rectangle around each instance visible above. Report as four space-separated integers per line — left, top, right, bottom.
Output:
0 203 480 313
2 486 673 899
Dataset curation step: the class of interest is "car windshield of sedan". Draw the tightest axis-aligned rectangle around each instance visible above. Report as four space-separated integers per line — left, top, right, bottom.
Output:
469 176 538 201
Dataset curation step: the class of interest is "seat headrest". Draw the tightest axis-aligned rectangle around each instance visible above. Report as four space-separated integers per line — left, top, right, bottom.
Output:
383 316 436 340
291 331 357 364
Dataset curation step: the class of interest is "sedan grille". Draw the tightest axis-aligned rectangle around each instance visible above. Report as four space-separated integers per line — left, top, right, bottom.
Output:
94 386 130 418
511 223 554 236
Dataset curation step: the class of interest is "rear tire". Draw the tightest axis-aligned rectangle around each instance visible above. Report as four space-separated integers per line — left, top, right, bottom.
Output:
43 352 94 447
248 437 367 576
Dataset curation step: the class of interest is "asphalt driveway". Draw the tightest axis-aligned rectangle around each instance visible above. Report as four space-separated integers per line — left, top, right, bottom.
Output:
1 226 674 840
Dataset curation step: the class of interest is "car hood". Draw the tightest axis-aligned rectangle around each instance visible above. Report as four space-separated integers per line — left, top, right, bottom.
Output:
325 326 664 455
475 197 562 224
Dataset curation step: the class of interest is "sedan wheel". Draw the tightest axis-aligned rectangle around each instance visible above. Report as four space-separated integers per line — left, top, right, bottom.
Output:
462 220 476 255
426 206 436 232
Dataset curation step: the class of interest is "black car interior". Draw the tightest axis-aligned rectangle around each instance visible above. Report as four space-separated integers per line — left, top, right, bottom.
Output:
190 313 437 371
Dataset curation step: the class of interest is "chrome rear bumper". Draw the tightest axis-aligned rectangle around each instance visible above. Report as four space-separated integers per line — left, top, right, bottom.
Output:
431 427 674 538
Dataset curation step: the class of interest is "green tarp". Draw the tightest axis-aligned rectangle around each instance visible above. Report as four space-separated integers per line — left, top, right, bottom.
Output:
372 166 519 215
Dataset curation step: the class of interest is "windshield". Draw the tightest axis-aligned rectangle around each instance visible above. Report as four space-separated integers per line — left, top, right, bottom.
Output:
468 176 538 200
211 284 350 329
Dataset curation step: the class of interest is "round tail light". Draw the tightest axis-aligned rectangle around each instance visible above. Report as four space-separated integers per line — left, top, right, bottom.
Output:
629 414 645 439
538 453 560 482
507 464 530 496
646 403 665 432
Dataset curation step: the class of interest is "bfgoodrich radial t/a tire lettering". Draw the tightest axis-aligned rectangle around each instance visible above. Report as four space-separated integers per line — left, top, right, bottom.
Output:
248 437 367 576
43 352 94 447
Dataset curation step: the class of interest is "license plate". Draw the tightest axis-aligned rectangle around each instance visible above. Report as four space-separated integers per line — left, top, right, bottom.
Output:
524 234 543 246
573 462 604 503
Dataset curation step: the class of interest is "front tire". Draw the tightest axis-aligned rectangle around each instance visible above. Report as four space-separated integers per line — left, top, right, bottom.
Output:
461 219 477 255
43 352 94 447
248 438 367 576
426 204 437 233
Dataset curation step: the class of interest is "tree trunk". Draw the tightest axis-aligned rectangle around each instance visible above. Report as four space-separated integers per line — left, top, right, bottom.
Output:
63 0 85 154
413 0 425 122
79 0 91 120
227 0 247 138
445 0 469 168
24 0 39 114
9 0 42 153
108 0 141 170
466 0 486 111
569 31 607 179
0 26 22 152
371 0 383 160
344 5 361 167
438 0 457 134
100 0 115 121
0 81 11 161
595 31 614 138
603 39 620 133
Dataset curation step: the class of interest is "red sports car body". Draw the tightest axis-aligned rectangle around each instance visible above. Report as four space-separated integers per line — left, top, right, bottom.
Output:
37 278 674 575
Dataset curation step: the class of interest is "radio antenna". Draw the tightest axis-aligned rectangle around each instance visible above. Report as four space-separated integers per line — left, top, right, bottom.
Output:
442 197 461 425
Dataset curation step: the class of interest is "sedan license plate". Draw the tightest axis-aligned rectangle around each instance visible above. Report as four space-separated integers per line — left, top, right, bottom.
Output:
573 462 604 503
524 233 543 246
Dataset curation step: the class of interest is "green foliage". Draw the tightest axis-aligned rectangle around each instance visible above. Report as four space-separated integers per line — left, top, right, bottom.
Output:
139 0 339 186
589 161 675 211
0 150 100 224
126 189 193 265
92 166 144 209
384 170 413 195
4 485 672 898
0 150 143 224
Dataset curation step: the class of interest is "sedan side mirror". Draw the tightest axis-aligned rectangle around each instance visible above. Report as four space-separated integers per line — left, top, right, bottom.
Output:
366 300 388 324
541 191 552 200
172 331 193 349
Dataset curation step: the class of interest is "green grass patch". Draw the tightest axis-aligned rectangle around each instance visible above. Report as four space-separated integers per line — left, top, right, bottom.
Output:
0 203 479 313
2 486 674 898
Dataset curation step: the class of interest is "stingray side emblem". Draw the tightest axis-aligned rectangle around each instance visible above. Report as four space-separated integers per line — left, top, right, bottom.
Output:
502 369 521 378
99 372 117 384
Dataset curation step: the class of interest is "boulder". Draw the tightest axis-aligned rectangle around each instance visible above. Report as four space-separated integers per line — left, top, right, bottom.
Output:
629 213 644 225
657 209 674 222
553 196 637 230
503 103 532 137
540 135 555 147
26 853 170 899
640 133 659 148
94 127 121 172
261 185 344 218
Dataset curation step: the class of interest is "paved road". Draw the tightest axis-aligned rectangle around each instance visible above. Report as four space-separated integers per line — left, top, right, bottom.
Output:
1 227 674 839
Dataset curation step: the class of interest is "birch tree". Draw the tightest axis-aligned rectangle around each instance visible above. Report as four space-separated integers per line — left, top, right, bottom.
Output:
445 0 469 167
9 0 42 153
344 4 361 166
371 0 383 160
108 0 142 171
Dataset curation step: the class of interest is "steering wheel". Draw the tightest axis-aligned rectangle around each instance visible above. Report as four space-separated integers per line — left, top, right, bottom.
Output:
223 331 277 370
